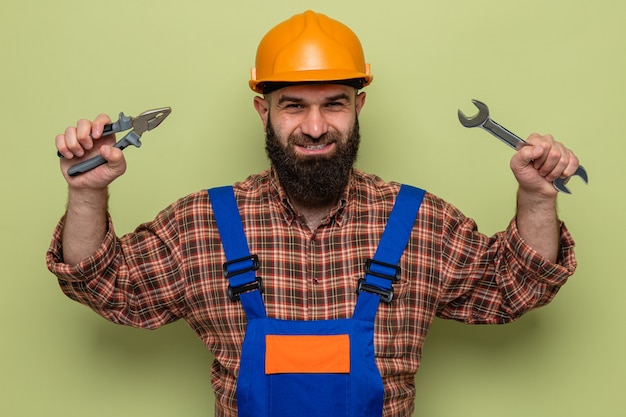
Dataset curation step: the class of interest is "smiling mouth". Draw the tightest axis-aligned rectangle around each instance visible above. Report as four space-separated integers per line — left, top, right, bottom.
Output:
295 142 336 155
296 140 335 148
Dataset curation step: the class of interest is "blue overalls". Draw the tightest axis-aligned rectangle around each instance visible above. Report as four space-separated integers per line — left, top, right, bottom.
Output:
208 185 425 417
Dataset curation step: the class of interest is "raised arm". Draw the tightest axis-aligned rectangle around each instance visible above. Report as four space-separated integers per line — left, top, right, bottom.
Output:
510 133 580 262
55 114 127 264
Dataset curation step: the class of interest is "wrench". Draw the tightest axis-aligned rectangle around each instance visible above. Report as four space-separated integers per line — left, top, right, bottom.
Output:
457 99 588 194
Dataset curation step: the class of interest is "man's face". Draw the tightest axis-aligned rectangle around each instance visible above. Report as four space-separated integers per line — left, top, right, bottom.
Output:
254 84 367 206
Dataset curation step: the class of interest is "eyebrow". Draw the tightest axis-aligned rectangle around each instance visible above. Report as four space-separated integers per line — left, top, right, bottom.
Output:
277 95 304 105
276 93 352 105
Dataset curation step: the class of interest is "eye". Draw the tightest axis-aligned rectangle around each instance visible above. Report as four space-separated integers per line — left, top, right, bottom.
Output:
280 103 305 112
325 101 348 110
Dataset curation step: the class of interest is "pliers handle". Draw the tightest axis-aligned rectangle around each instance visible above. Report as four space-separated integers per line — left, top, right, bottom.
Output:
61 107 172 176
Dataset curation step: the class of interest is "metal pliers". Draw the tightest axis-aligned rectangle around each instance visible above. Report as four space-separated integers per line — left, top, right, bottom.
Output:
60 107 172 176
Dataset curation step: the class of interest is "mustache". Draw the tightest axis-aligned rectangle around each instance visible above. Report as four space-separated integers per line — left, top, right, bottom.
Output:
288 132 341 148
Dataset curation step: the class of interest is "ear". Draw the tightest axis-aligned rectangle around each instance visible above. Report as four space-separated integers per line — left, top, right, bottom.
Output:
253 96 270 130
355 91 366 116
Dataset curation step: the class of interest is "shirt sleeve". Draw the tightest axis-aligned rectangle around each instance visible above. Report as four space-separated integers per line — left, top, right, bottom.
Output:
46 215 118 282
45 204 188 330
434 202 577 324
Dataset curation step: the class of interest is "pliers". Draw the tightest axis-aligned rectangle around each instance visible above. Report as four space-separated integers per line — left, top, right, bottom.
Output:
60 107 172 176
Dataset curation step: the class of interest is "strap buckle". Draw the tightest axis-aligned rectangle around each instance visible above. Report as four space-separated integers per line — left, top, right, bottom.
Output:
222 254 259 278
222 255 263 301
365 258 401 282
356 258 402 303
228 277 263 302
357 278 394 303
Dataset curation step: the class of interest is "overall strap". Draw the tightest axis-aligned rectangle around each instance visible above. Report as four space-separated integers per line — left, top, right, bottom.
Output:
353 184 426 321
208 186 266 319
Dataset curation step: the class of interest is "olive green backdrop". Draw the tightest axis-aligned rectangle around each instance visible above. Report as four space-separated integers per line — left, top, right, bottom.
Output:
1 0 623 416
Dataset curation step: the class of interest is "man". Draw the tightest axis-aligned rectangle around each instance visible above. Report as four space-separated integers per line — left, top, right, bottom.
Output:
47 10 578 417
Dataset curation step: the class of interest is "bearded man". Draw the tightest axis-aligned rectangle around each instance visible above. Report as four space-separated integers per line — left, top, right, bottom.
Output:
47 10 579 417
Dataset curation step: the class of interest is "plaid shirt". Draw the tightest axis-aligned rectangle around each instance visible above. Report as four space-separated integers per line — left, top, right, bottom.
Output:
47 168 576 417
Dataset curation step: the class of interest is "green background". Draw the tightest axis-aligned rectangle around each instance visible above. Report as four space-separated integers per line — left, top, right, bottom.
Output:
2 0 624 416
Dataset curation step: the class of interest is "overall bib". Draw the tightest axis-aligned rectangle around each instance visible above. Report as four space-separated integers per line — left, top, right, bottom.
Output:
208 185 425 417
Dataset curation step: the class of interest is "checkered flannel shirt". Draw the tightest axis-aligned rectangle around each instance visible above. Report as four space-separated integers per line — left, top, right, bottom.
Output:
47 168 577 417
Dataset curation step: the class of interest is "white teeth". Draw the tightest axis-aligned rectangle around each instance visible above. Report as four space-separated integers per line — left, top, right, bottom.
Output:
306 144 325 150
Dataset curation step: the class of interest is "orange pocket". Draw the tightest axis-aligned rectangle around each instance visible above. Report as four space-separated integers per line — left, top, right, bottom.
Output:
265 334 350 374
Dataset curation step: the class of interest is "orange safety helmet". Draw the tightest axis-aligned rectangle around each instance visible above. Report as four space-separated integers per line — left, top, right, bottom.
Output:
249 10 373 93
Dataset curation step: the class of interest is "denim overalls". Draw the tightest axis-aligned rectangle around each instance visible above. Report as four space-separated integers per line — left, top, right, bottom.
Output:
208 184 425 417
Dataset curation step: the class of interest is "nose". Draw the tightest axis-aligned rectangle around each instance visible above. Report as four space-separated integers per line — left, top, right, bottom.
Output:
300 107 328 140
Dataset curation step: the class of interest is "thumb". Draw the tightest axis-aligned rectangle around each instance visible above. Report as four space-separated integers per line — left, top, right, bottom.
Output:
514 145 543 170
100 145 127 175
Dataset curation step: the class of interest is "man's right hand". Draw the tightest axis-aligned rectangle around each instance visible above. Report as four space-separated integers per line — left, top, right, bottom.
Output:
56 113 127 189
55 113 126 265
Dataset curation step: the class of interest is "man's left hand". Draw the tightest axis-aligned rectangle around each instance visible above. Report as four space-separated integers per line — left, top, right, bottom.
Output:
510 133 581 198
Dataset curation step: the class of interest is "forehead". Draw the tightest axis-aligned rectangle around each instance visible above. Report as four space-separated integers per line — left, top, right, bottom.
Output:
270 84 355 102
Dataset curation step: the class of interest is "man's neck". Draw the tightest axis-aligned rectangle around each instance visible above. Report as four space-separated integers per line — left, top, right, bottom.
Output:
289 196 337 231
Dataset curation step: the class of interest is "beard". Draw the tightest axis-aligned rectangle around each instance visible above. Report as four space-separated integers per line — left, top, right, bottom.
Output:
265 116 361 206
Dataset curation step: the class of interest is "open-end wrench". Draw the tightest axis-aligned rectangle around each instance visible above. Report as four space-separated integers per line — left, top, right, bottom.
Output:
458 99 588 194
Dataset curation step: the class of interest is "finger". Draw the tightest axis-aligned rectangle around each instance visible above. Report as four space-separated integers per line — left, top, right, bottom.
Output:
531 142 558 174
75 119 94 153
100 145 127 176
525 134 563 176
530 137 578 182
55 132 73 159
524 134 549 166
516 144 544 167
90 113 113 140
526 133 556 147
62 125 85 158
559 149 580 179
542 148 571 182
